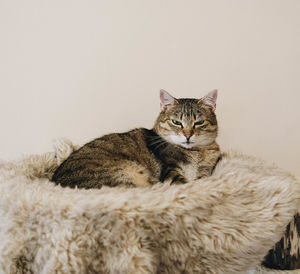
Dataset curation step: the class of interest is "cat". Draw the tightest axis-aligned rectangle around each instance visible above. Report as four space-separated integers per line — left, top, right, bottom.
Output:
52 89 221 189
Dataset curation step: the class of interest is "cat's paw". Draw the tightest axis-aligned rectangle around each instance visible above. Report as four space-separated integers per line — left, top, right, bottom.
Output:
170 175 188 185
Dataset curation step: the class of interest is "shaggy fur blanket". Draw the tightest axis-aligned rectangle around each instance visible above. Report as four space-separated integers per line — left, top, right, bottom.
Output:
0 139 299 274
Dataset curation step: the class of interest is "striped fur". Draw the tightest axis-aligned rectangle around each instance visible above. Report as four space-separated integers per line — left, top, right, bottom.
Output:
262 214 300 270
52 90 221 189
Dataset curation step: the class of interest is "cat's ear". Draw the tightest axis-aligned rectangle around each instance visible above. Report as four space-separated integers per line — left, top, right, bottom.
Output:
160 89 178 111
200 89 218 111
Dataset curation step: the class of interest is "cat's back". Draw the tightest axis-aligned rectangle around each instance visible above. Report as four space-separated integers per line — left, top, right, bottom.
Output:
81 127 153 158
51 128 160 187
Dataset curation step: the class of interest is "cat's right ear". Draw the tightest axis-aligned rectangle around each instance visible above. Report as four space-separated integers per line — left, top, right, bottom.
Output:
160 89 177 111
199 89 218 111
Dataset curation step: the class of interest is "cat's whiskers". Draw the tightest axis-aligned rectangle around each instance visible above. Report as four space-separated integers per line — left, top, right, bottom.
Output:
149 138 168 151
147 135 164 141
160 143 171 154
149 139 166 147
154 141 168 150
147 135 165 144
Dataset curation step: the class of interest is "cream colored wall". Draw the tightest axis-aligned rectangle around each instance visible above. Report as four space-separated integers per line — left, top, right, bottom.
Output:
0 0 299 176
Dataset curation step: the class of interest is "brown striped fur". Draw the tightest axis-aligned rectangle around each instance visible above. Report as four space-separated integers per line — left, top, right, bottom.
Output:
52 90 221 189
262 213 300 270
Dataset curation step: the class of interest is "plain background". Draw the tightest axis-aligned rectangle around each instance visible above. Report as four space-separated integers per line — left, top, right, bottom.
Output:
0 0 299 176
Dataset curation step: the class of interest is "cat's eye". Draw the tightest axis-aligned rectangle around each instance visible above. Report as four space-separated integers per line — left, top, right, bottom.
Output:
194 120 204 126
172 119 182 126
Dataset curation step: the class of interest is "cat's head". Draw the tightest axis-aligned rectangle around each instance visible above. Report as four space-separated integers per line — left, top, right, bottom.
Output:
153 89 218 149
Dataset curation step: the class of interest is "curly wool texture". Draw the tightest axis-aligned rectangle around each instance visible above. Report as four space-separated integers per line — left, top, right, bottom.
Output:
0 140 299 274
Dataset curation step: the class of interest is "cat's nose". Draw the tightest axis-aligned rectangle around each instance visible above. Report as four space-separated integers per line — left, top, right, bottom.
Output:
185 134 192 142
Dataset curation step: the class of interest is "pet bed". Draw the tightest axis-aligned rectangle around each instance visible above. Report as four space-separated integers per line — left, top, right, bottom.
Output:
0 139 299 273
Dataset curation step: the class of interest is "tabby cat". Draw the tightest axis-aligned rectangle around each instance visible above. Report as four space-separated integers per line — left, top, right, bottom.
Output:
52 89 221 189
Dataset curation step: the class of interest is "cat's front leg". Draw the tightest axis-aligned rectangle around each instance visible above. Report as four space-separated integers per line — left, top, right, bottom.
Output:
160 167 188 185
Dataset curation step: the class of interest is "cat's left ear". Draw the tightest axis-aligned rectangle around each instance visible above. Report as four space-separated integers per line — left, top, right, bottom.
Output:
200 89 218 111
160 89 178 111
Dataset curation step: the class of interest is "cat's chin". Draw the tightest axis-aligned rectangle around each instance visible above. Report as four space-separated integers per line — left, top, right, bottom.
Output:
177 140 216 150
179 142 196 149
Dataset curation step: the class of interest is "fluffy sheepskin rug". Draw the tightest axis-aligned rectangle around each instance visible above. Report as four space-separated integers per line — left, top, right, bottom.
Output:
0 139 299 274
